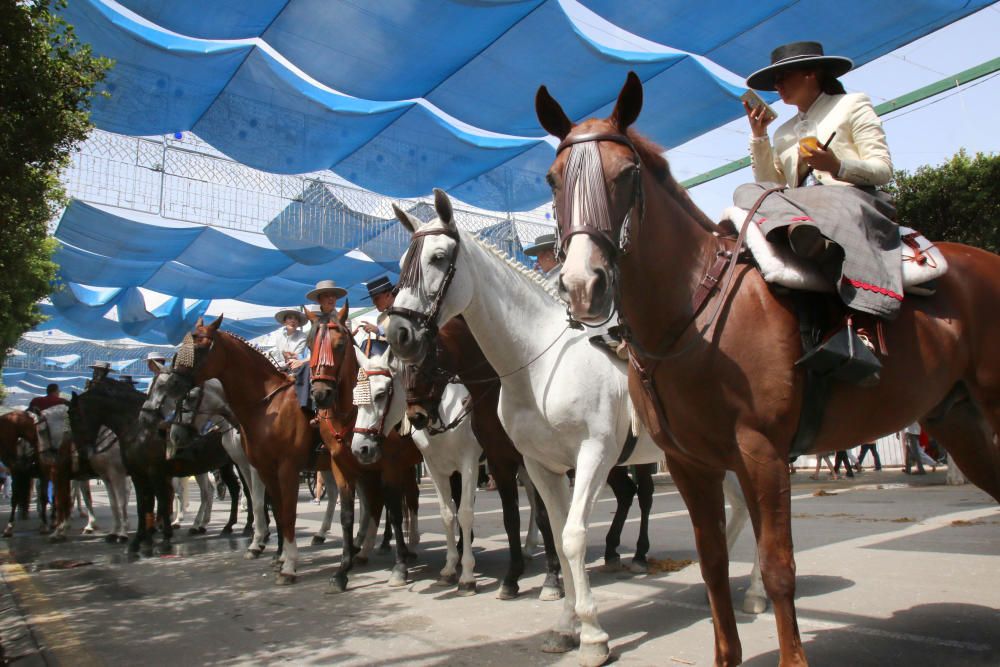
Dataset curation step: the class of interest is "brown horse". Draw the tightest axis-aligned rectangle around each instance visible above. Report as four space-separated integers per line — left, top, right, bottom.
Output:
0 410 48 537
403 315 563 599
305 305 424 593
538 72 1000 665
169 316 318 583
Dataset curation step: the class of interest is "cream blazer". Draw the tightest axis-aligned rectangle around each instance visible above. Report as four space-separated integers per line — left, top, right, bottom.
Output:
750 92 892 188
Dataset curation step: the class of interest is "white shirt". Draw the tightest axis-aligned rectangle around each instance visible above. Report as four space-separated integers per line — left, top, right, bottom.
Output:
903 422 922 436
267 327 307 368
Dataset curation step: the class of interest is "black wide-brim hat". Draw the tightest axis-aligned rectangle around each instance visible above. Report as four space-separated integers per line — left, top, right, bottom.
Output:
524 232 556 257
746 41 853 92
362 275 394 302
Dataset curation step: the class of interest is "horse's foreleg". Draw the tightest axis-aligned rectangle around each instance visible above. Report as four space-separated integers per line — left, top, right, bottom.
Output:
670 457 742 667
722 470 767 614
925 385 1000 502
275 464 299 584
156 475 174 553
313 469 337 544
246 468 269 558
531 482 563 602
426 464 460 586
455 449 479 596
603 466 635 570
522 457 579 657
384 482 409 587
738 440 807 667
219 465 240 535
519 466 540 552
492 459 524 599
561 441 617 667
189 473 213 534
327 466 355 594
80 480 99 534
631 463 655 572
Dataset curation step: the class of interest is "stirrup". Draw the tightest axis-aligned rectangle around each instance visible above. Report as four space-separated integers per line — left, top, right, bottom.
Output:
795 316 881 386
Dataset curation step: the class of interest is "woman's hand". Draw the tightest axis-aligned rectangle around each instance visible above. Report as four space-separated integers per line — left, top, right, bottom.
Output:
744 101 773 138
289 358 305 370
800 143 842 176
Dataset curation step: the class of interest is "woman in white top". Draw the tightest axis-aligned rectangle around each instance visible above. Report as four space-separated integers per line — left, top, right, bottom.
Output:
269 308 309 407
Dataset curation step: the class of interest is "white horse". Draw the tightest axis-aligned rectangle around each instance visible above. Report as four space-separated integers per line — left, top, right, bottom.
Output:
352 350 481 594
36 404 130 543
70 480 99 534
385 191 762 666
170 474 215 533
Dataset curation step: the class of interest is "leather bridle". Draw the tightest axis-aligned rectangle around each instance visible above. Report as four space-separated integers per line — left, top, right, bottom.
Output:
352 369 394 443
310 319 351 384
386 227 460 335
553 131 645 261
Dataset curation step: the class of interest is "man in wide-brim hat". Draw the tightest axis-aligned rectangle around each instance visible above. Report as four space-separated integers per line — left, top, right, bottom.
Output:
355 276 395 357
86 360 115 389
524 232 559 283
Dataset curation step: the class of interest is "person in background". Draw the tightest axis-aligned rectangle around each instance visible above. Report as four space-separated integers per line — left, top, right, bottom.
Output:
523 233 559 285
28 383 68 414
857 441 881 471
85 361 115 389
354 276 394 358
833 449 855 478
811 451 839 480
902 422 936 475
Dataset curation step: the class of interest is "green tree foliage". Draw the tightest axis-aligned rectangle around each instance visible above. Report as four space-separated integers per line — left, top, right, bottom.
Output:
0 0 110 392
885 150 1000 254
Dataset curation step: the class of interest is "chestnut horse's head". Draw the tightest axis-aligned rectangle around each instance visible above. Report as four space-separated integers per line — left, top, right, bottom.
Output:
385 188 471 366
307 302 352 409
536 72 646 324
167 315 225 400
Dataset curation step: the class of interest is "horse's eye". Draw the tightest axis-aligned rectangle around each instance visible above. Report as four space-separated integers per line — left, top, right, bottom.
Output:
545 172 558 190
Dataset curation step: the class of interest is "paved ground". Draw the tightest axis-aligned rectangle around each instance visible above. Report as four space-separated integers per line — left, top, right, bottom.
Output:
0 468 997 666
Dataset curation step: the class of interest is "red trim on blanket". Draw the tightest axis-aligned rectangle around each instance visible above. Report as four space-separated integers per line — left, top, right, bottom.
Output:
842 277 904 301
789 216 813 222
756 217 767 225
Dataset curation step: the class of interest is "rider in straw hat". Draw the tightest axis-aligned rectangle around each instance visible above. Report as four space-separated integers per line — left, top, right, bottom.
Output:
304 280 348 350
85 361 115 389
268 307 310 407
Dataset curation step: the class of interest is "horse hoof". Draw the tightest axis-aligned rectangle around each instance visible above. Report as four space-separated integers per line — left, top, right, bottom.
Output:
578 640 611 667
171 523 180 530
539 585 565 602
456 580 477 596
354 556 368 566
628 559 649 575
2 527 12 538
496 584 519 600
242 526 253 537
388 567 407 588
104 534 118 544
244 548 262 560
311 535 326 546
599 558 623 573
275 573 297 585
188 527 205 536
541 631 579 654
435 573 458 587
325 577 347 594
82 527 94 535
220 526 233 535
742 594 769 615
271 560 283 572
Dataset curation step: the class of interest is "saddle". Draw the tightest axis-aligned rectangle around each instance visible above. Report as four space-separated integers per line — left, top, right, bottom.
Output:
721 206 948 296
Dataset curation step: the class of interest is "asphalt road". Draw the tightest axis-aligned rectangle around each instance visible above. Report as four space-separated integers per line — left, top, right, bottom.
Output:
1 469 998 666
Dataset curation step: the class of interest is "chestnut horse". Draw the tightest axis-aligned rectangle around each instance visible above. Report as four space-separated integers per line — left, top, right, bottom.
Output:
539 72 1000 665
168 316 323 583
305 305 424 593
0 410 48 537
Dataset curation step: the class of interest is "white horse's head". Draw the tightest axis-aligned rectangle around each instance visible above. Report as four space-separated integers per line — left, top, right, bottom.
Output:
386 189 473 365
36 404 70 456
351 351 405 465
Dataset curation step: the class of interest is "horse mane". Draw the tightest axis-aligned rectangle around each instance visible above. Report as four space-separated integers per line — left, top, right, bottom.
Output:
219 330 284 372
626 128 719 232
91 377 145 403
467 233 562 303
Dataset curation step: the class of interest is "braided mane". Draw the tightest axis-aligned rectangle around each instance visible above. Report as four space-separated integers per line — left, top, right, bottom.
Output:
467 233 562 303
220 330 284 371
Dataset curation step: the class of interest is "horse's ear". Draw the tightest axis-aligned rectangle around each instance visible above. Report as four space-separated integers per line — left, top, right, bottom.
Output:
433 188 456 232
610 71 643 131
195 316 204 328
147 359 164 374
207 314 224 331
536 85 573 140
392 204 421 235
303 306 318 323
338 300 350 326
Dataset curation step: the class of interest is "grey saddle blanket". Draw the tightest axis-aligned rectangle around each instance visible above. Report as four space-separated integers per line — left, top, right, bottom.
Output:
735 183 902 318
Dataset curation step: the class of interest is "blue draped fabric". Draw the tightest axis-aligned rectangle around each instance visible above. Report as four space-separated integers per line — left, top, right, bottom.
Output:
62 0 991 210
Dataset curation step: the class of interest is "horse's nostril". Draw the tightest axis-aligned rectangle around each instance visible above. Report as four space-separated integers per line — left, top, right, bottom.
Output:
593 268 608 297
